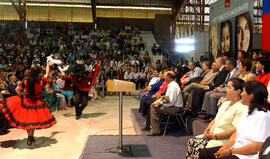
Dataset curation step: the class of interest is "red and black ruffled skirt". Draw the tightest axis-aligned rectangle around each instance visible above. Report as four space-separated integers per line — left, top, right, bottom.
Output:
0 96 56 130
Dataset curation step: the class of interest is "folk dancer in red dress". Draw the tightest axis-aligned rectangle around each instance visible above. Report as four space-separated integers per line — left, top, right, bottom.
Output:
64 63 99 120
0 60 56 146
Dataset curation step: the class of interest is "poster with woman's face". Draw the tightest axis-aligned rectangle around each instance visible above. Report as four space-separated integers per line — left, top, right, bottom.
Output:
209 24 219 61
220 20 232 56
236 12 253 53
209 0 254 61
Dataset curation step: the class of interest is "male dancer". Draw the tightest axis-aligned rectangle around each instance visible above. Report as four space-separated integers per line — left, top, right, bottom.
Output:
64 63 99 120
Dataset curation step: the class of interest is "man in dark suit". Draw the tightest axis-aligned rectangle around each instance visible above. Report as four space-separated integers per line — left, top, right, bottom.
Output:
190 57 229 116
201 58 240 121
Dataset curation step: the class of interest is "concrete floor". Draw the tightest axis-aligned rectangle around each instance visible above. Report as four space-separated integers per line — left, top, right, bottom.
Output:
0 95 139 159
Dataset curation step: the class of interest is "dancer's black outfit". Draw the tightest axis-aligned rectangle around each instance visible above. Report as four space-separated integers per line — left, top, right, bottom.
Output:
64 64 99 120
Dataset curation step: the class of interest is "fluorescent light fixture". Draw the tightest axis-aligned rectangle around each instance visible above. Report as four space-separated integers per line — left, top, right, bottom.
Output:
96 6 172 11
26 3 92 8
175 46 195 53
0 2 171 10
175 38 195 44
0 2 12 6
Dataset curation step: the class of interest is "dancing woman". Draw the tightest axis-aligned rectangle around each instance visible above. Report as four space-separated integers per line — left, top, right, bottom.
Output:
0 60 56 146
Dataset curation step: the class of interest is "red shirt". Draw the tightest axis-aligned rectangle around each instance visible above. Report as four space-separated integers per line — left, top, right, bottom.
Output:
256 71 270 87
65 64 99 92
157 81 168 94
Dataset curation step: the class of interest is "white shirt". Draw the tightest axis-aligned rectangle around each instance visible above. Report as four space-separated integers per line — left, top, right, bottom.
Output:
148 77 160 88
139 72 146 79
233 108 270 159
185 67 203 83
118 61 125 67
229 68 237 79
131 60 139 66
162 81 183 107
219 66 225 72
124 72 131 80
129 72 135 80
132 72 139 80
76 59 84 64
110 61 117 67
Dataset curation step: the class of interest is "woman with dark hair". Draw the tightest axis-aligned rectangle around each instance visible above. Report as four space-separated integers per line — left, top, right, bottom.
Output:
0 60 56 146
236 12 253 53
199 81 270 159
186 78 246 159
220 20 232 57
256 58 270 87
238 58 256 82
175 65 185 85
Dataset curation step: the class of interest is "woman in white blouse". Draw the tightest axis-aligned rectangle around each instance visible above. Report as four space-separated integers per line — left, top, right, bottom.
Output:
199 81 270 159
186 78 247 159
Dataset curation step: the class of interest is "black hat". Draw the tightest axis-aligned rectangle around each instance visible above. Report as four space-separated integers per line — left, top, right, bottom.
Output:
70 64 85 75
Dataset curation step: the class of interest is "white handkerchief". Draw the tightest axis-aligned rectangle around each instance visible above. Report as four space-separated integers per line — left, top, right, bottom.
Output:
47 56 62 66
58 65 69 72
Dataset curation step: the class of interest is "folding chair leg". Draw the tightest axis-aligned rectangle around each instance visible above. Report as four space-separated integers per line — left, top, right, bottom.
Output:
163 115 170 136
178 115 189 135
160 114 164 122
175 115 183 128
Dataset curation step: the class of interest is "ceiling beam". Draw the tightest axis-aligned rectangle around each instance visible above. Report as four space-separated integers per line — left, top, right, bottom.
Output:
9 0 23 20
173 0 189 19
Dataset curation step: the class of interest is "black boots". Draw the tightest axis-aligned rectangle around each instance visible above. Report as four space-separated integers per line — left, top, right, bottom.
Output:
27 136 35 146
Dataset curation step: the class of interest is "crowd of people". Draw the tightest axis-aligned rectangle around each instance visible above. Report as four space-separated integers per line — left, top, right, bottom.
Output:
0 22 172 135
137 49 270 159
0 22 171 101
0 21 270 158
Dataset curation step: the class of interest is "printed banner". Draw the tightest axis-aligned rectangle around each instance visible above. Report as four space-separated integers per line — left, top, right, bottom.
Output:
209 0 254 61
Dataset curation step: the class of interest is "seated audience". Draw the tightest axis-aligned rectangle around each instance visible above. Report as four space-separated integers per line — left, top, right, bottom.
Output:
256 58 270 87
56 72 73 107
216 58 256 108
130 68 140 89
96 74 106 97
184 61 218 93
0 74 8 99
42 76 59 112
138 68 146 89
185 78 246 159
190 57 228 116
199 81 270 159
139 70 164 117
145 71 183 136
139 69 160 98
182 62 203 85
7 74 18 96
201 58 239 121
141 73 168 131
138 37 145 51
52 76 67 110
238 58 256 82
